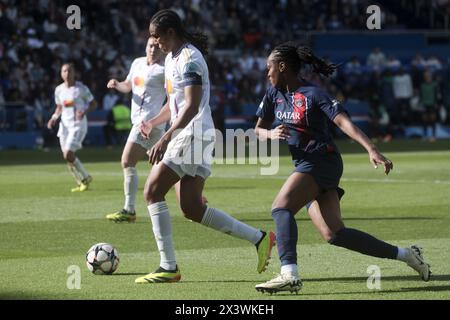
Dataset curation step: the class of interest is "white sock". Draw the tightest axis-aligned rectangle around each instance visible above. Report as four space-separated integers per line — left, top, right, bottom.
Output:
148 201 177 270
396 247 409 262
201 207 263 244
73 158 89 181
123 167 138 213
67 163 82 184
281 264 299 277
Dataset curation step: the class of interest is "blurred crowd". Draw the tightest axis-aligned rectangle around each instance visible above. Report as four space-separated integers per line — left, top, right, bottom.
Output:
309 48 450 141
0 0 449 141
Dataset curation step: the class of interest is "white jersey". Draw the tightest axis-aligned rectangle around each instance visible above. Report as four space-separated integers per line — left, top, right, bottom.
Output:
54 81 94 127
164 43 215 139
126 57 166 126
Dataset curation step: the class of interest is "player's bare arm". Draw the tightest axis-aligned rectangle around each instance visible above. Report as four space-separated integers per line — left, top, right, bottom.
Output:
333 113 393 174
140 97 171 139
255 118 290 141
47 104 62 129
76 99 97 120
107 79 132 93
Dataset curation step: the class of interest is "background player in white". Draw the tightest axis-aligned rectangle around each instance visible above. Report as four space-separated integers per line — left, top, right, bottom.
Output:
47 63 97 192
105 37 167 222
135 10 275 284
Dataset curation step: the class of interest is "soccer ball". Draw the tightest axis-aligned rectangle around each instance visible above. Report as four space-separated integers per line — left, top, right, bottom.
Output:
86 243 120 275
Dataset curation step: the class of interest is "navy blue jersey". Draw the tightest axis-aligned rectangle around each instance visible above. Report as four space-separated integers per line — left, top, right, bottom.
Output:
256 85 347 157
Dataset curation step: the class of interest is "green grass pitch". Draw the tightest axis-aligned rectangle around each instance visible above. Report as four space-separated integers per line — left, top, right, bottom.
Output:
1 140 450 300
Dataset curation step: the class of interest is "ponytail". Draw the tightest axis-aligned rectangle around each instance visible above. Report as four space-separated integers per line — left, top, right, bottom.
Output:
271 42 338 77
296 46 337 77
183 31 209 56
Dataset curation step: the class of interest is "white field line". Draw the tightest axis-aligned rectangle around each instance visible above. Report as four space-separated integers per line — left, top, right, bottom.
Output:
2 170 450 185
209 173 450 185
90 171 450 185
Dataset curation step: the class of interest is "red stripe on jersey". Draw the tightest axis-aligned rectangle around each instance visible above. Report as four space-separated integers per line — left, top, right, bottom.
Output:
292 92 307 125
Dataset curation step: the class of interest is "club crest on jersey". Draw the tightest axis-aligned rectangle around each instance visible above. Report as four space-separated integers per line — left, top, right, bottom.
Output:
292 92 306 124
134 77 145 88
276 92 306 124
63 100 75 107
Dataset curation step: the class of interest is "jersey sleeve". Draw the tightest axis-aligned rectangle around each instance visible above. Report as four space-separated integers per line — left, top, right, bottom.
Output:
180 50 204 87
81 85 94 104
316 89 347 121
54 87 61 105
126 59 135 82
255 88 276 122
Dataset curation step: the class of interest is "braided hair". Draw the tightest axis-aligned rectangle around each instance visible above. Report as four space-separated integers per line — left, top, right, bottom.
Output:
270 41 337 77
150 9 209 55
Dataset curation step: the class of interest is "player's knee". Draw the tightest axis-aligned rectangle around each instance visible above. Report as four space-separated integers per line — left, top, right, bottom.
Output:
322 230 335 243
121 153 137 168
180 199 204 223
143 184 164 204
63 151 75 162
271 199 284 211
271 193 293 211
121 160 131 169
327 227 346 245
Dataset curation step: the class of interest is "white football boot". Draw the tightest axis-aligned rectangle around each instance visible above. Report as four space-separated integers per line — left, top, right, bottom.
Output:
255 272 302 294
405 245 431 281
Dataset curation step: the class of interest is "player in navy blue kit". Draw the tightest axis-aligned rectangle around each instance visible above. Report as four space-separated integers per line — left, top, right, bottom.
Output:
254 42 431 294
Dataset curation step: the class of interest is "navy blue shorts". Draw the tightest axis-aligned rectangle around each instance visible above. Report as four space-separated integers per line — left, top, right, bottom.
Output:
293 151 344 199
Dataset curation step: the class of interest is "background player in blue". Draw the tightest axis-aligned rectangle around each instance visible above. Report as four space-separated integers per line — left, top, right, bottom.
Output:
254 42 431 294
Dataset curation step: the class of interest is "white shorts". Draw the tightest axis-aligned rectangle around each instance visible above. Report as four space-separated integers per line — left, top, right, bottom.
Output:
58 121 87 152
127 124 164 150
162 133 216 180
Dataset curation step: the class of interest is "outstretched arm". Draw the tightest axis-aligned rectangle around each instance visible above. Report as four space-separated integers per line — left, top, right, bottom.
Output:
107 79 132 93
333 112 393 174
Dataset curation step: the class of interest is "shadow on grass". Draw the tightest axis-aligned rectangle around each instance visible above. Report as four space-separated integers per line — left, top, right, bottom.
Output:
113 272 148 276
180 275 450 285
305 274 450 282
205 186 256 190
180 280 257 284
289 284 450 297
269 275 450 297
240 216 440 223
0 291 61 300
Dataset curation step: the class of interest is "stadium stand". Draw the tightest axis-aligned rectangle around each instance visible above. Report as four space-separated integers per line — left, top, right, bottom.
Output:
1 0 449 149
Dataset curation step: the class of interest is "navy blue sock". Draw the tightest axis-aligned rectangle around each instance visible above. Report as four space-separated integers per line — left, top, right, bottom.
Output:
272 208 297 266
329 228 398 259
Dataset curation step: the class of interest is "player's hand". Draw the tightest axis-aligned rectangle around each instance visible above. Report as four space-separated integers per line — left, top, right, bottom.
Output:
369 149 393 175
107 79 118 89
75 110 86 121
140 120 153 139
270 125 290 140
148 136 170 165
47 118 55 129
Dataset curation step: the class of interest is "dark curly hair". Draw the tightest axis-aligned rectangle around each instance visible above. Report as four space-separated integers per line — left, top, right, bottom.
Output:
270 41 337 77
150 9 209 55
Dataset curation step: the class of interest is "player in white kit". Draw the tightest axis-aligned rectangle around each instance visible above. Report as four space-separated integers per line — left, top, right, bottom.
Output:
135 10 275 284
47 63 97 192
105 37 167 222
